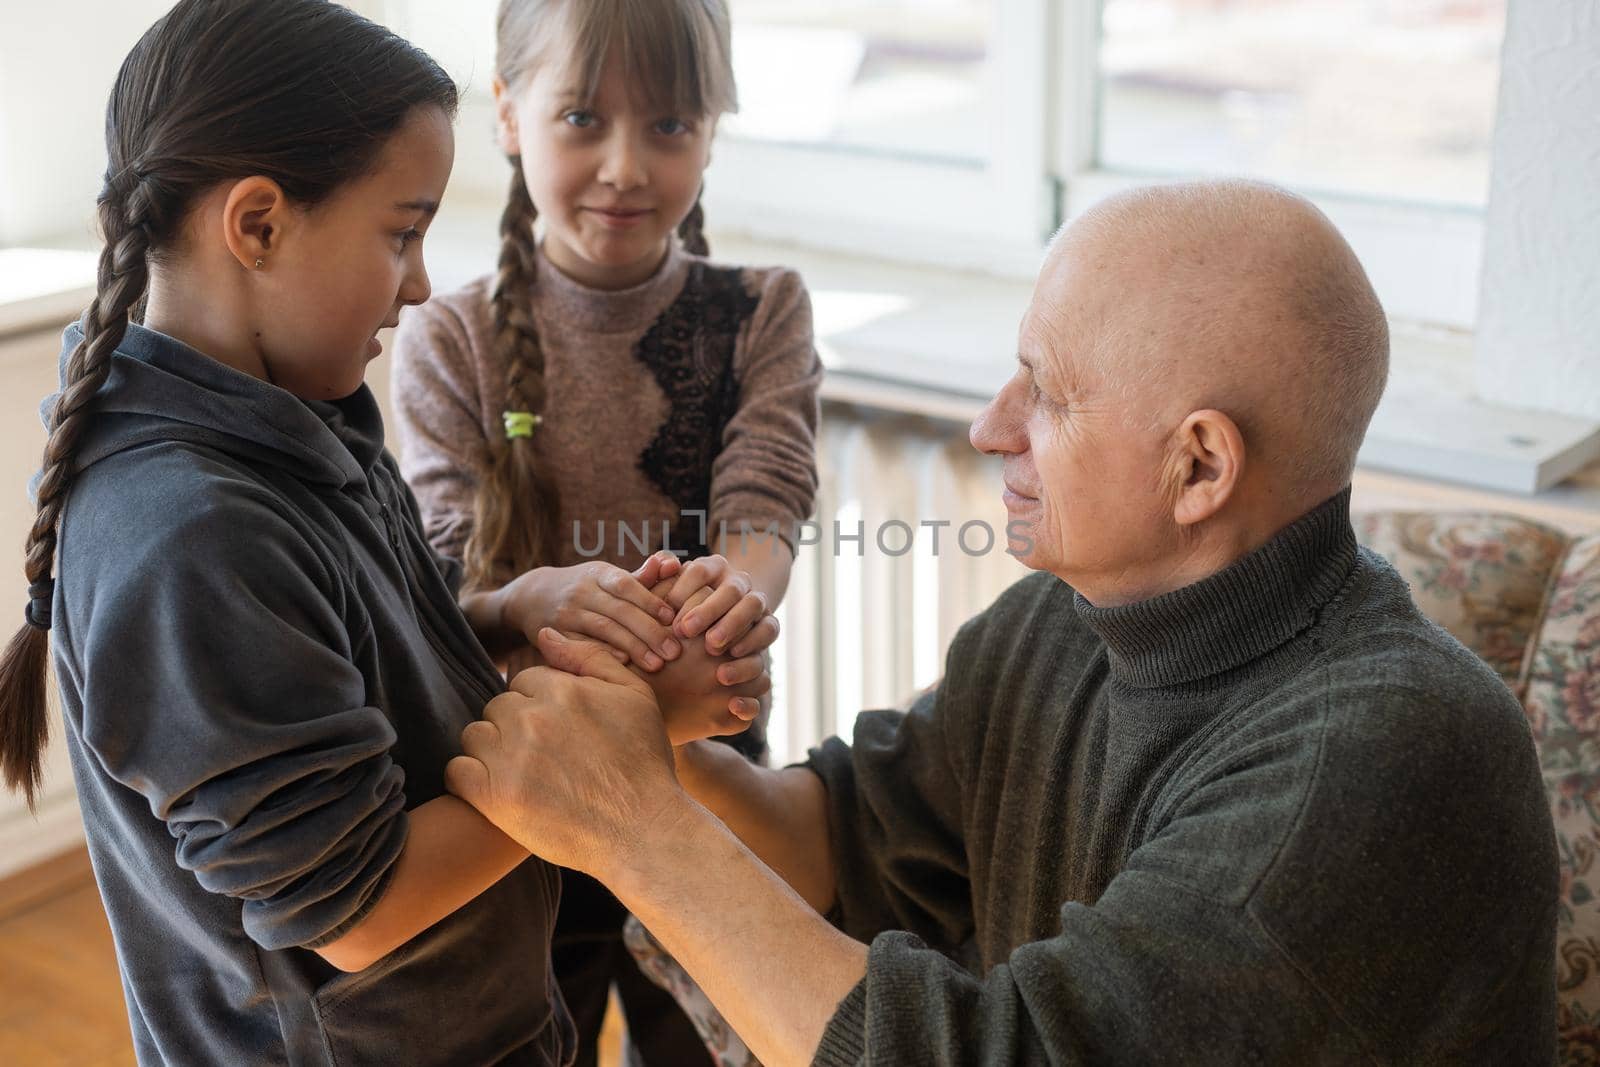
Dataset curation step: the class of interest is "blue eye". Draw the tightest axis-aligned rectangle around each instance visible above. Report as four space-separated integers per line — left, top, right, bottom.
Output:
564 109 598 129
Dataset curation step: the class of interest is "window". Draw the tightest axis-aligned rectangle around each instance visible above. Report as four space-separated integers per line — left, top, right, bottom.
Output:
724 0 993 165
1097 0 1508 209
705 0 1053 272
710 0 1511 327
379 0 1510 326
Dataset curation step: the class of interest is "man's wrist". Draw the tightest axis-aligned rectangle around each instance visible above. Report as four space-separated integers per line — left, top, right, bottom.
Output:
606 786 717 899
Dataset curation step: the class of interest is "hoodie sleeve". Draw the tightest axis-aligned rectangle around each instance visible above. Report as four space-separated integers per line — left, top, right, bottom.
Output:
59 454 407 952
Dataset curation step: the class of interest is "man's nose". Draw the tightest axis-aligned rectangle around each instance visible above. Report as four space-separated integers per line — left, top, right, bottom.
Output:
598 132 648 191
970 381 1023 455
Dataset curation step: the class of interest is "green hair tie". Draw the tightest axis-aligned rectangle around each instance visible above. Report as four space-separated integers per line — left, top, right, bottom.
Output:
503 411 543 440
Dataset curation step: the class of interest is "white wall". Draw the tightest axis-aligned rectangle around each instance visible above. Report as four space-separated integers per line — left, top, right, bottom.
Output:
0 326 88 876
0 2 180 246
0 1 409 247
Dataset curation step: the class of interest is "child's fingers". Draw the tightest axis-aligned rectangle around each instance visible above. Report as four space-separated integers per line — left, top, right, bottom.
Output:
729 615 780 659
705 592 769 653
570 609 663 671
631 550 682 590
716 654 766 687
677 581 748 640
593 595 679 660
663 555 727 611
670 586 713 631
534 627 652 693
602 565 676 626
728 697 762 722
718 662 772 725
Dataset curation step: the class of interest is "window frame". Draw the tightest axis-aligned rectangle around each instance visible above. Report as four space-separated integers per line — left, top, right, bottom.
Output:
703 0 1056 276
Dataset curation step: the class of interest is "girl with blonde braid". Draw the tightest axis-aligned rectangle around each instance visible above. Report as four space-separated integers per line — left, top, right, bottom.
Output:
391 2 821 1062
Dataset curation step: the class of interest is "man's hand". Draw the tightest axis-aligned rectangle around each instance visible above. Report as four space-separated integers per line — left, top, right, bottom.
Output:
446 628 685 880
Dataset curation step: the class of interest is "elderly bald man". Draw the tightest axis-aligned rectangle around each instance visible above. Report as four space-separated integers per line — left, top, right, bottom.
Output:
447 180 1557 1064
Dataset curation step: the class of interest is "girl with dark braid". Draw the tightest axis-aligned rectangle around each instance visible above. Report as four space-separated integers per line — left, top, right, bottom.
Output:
391 2 821 1062
0 1 764 1064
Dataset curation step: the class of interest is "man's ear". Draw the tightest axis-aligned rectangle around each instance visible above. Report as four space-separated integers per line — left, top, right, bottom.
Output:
220 177 291 273
493 75 521 156
1172 408 1245 526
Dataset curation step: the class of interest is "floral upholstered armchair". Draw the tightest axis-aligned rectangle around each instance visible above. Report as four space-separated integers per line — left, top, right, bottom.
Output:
1356 510 1600 1064
626 509 1600 1065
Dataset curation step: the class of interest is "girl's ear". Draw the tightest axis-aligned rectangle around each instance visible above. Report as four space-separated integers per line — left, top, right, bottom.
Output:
493 76 521 156
220 176 291 272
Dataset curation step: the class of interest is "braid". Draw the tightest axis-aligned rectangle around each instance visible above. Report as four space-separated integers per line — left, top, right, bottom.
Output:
464 161 564 590
678 191 709 257
0 182 151 809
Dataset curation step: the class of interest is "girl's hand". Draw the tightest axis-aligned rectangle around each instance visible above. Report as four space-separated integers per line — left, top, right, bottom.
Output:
662 554 776 658
499 557 682 671
646 561 778 715
635 630 769 746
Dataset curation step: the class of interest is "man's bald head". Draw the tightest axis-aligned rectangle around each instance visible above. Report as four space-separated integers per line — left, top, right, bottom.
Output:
1041 179 1389 504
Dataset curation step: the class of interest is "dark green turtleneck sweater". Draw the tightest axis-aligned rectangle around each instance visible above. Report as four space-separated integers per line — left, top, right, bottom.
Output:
806 490 1556 1065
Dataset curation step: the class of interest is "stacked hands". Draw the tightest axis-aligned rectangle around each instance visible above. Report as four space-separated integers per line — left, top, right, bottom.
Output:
451 550 757 876
493 549 775 745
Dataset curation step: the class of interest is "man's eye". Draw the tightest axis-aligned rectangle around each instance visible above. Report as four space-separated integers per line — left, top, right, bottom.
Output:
564 110 598 129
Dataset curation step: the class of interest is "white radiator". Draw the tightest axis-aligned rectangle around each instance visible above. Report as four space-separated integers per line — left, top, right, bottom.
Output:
765 404 1028 766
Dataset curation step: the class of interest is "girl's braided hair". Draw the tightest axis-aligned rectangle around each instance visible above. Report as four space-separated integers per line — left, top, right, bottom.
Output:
0 0 459 808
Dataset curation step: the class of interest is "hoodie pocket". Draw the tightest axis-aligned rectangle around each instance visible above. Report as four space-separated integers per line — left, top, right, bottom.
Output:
309 863 565 1066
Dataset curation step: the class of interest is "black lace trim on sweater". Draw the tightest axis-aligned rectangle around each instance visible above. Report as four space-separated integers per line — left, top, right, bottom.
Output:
634 263 761 558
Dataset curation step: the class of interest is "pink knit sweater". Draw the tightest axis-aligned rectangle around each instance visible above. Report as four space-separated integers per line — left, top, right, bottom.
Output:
391 241 821 573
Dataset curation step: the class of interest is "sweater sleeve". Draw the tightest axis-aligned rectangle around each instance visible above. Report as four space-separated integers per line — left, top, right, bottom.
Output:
63 467 408 952
810 677 1556 1065
391 294 490 564
805 685 973 953
709 268 822 551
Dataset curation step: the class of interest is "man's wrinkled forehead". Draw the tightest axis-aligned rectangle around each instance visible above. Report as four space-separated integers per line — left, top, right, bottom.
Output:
1018 238 1118 397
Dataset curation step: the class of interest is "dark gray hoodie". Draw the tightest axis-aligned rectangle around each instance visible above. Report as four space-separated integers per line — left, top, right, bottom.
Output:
45 322 574 1066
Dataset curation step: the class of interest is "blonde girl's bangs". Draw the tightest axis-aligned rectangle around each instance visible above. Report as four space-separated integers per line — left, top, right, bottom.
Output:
499 0 738 119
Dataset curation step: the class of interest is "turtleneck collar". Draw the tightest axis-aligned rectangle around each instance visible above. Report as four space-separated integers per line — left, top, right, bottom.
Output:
1072 489 1358 690
533 239 691 335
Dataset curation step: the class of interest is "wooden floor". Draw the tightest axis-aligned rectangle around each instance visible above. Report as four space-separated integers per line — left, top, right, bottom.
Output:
0 849 134 1066
0 849 622 1065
